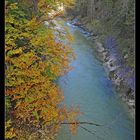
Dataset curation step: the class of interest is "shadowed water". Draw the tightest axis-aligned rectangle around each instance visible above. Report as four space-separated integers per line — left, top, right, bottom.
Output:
55 20 134 140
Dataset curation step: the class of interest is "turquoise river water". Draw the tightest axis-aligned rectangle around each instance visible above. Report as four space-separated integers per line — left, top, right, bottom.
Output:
55 20 134 140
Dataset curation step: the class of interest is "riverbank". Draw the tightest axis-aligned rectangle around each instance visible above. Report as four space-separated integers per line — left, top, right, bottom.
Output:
65 16 135 119
55 17 134 140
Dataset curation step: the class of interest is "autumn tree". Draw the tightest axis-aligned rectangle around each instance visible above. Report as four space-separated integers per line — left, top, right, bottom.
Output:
5 0 79 139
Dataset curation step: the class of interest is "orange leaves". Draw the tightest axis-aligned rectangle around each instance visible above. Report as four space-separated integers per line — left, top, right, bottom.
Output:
5 1 78 139
69 121 78 134
13 95 24 100
8 76 64 127
65 106 81 134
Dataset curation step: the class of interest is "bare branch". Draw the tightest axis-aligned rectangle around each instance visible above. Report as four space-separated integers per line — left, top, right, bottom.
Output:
60 121 102 126
79 125 96 135
79 125 104 140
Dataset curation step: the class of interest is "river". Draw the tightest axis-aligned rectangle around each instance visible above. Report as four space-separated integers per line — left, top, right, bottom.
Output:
55 19 134 140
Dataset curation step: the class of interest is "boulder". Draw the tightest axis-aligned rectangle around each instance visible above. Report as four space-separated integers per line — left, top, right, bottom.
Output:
96 42 105 52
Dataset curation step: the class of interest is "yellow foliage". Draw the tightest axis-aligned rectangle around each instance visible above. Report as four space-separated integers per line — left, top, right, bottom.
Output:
5 120 16 139
5 0 78 139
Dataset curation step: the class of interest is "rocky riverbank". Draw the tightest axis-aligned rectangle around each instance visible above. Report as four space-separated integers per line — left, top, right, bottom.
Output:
67 17 135 119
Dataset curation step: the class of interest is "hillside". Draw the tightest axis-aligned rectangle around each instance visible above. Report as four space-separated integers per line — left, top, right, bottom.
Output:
66 0 135 108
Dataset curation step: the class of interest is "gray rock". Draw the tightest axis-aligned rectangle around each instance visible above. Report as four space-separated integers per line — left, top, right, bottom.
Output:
127 101 135 107
96 42 105 52
44 21 49 26
124 54 128 59
114 75 122 85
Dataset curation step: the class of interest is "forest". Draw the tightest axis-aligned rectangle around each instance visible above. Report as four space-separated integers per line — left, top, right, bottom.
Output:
66 0 135 116
5 0 135 140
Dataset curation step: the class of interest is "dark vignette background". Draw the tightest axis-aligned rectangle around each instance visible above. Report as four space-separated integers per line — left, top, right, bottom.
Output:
0 0 5 139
